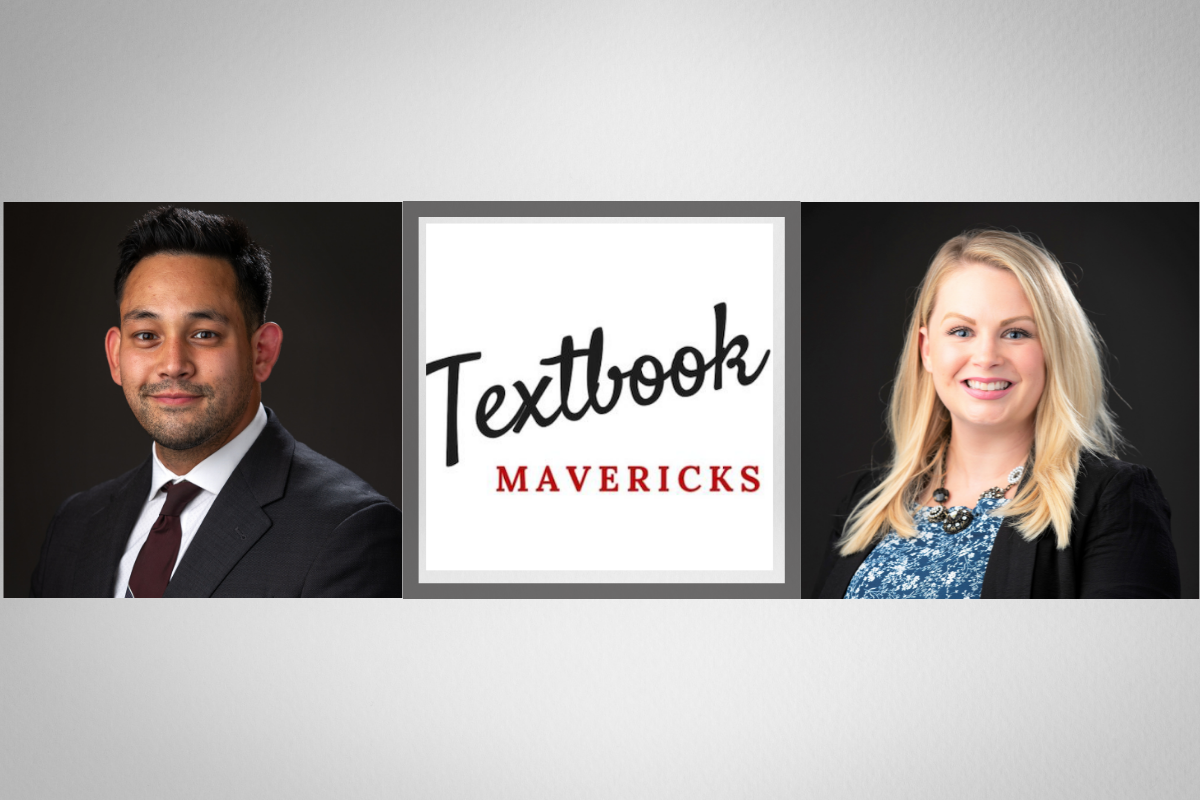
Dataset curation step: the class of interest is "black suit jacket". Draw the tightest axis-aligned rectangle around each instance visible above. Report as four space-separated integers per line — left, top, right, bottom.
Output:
31 410 402 597
813 452 1181 599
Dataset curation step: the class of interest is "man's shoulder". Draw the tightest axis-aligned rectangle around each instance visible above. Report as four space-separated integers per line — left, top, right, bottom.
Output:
285 440 395 512
55 462 148 522
241 411 396 520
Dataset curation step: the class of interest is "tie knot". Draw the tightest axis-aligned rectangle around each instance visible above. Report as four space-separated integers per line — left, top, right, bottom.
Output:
160 480 203 517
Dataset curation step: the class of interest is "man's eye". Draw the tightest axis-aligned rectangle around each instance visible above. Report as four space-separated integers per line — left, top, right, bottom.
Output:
133 332 156 341
193 331 217 340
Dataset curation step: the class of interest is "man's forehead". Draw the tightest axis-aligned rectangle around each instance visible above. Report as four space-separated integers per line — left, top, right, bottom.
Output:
120 253 243 325
123 254 238 298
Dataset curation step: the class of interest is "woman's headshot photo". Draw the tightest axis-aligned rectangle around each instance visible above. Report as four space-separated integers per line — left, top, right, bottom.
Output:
802 203 1197 599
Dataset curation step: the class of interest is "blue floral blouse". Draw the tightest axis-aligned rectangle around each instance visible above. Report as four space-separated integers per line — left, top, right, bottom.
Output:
843 496 1009 599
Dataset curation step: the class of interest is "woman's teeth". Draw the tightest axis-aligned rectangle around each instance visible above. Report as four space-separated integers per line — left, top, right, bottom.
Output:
966 380 1011 391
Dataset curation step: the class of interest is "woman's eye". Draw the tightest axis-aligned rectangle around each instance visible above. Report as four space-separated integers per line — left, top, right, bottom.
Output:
948 327 970 338
1003 329 1030 340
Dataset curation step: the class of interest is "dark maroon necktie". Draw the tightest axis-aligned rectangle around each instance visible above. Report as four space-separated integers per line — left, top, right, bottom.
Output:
127 480 203 598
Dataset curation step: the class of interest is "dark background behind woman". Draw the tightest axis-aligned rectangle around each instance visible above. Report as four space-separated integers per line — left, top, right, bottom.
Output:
801 203 1198 598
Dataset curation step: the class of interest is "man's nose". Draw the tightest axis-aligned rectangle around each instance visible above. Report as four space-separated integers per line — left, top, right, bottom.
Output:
158 336 194 378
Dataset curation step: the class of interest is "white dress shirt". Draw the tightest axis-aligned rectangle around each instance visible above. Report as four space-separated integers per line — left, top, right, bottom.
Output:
114 404 269 597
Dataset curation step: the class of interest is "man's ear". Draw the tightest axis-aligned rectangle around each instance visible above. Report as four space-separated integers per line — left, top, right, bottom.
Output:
252 322 283 383
105 327 123 385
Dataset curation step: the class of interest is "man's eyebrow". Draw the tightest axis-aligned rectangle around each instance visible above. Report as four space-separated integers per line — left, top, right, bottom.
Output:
122 308 231 325
123 308 159 323
940 313 1037 326
187 309 231 325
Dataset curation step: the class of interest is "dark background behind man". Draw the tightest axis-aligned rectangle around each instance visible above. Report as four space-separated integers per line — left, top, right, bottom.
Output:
4 203 403 596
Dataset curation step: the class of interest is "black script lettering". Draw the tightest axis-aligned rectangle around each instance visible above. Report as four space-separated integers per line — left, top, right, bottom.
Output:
477 385 518 438
628 355 666 405
670 346 706 397
538 327 624 416
433 302 770 466
427 352 482 467
478 377 562 439
539 335 596 421
710 302 770 390
512 376 560 433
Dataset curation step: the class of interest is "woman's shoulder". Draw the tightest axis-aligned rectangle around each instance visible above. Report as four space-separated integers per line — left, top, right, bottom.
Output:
1067 451 1178 598
1076 450 1159 488
1073 450 1168 514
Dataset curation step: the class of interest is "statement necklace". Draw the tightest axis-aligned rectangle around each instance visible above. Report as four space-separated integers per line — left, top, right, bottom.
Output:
927 463 1025 534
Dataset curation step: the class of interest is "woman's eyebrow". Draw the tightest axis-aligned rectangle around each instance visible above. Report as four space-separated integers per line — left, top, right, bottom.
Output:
941 313 1036 326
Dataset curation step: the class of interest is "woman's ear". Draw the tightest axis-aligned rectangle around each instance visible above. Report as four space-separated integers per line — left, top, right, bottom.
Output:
918 326 932 372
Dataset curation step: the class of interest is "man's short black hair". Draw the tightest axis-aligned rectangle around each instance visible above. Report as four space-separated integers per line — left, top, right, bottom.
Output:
115 206 272 334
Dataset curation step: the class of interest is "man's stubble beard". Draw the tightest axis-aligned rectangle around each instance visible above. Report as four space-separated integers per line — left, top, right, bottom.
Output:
130 374 254 452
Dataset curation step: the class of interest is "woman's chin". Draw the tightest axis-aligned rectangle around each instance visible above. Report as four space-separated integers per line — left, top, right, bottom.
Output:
949 410 1022 430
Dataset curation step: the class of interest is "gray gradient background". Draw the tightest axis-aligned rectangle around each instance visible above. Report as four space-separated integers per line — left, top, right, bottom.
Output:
1 2 1196 799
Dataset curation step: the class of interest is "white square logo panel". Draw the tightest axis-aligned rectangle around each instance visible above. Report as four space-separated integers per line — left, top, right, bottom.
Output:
421 218 783 582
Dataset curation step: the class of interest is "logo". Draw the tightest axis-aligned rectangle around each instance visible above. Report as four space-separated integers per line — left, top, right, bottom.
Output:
421 215 783 584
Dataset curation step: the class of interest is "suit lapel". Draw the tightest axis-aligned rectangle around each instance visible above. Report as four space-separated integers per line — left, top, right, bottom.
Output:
816 544 874 599
163 470 274 597
76 461 152 598
981 468 1039 599
981 516 1037 598
163 412 294 597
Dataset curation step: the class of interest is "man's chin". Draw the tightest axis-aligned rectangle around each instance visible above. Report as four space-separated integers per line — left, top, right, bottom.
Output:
151 429 215 452
135 409 219 452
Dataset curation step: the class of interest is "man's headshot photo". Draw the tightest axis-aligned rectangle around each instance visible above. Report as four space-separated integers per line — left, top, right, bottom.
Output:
4 203 403 597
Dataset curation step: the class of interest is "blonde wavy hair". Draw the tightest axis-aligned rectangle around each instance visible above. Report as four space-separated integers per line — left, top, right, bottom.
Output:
839 229 1122 554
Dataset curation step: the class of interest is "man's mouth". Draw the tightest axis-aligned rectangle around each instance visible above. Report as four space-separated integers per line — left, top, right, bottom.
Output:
148 393 203 406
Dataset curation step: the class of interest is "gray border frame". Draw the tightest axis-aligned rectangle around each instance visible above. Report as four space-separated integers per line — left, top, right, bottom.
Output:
403 202 801 598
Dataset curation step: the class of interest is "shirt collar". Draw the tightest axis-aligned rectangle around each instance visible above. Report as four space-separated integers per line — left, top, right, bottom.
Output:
148 403 269 500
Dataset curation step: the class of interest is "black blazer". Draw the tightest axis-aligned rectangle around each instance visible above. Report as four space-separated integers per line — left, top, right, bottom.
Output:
31 409 402 597
813 452 1180 599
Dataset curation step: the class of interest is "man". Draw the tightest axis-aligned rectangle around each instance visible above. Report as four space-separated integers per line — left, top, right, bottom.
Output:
31 206 402 597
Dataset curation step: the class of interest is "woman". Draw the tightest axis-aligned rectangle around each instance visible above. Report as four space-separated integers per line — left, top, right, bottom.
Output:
813 229 1180 599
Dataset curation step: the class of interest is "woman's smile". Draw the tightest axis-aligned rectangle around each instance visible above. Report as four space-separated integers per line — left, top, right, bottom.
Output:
961 377 1015 399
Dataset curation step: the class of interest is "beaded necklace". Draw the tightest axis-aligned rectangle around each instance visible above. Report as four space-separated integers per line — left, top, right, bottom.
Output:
927 459 1025 534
